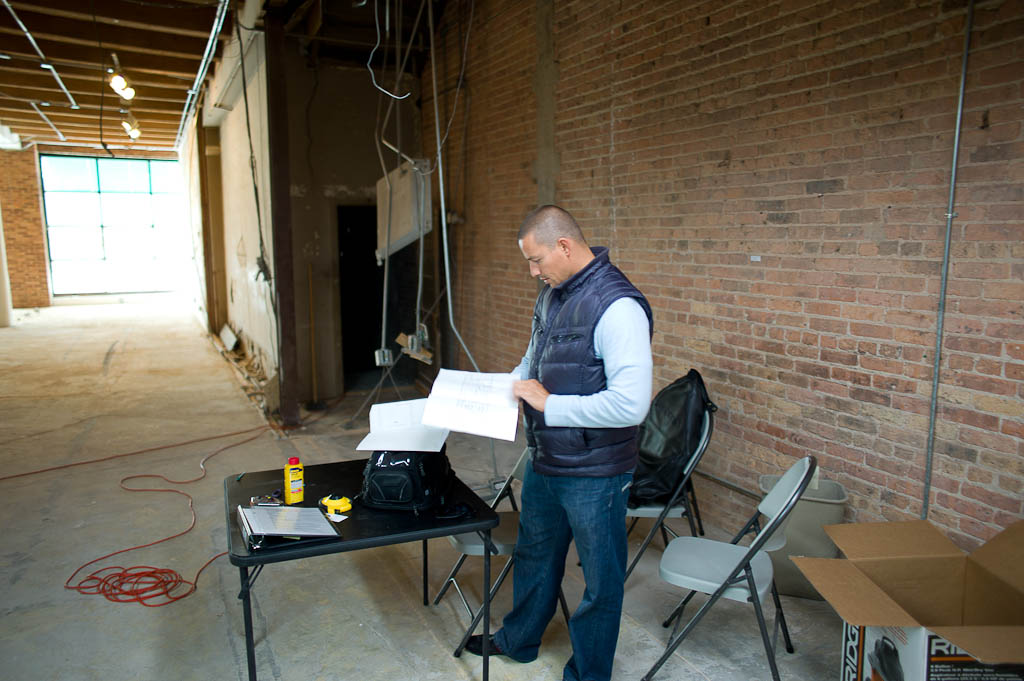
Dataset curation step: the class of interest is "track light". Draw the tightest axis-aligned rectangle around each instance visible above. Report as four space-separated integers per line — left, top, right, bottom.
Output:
120 112 141 140
107 52 136 101
110 73 135 100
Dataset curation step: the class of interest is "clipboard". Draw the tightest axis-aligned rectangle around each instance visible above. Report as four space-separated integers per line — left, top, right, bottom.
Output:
236 505 340 549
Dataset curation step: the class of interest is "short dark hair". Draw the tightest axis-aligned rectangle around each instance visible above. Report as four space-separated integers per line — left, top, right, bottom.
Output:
518 205 586 247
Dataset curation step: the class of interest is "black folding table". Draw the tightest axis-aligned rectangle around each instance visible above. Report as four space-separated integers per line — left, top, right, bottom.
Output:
224 459 499 681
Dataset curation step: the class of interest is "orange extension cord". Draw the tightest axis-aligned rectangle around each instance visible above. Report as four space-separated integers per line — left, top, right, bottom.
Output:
0 398 347 606
61 428 269 606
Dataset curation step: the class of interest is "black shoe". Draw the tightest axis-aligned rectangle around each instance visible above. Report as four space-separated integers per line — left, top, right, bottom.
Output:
465 634 505 658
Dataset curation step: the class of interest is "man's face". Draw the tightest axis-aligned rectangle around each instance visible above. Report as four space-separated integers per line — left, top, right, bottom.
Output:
519 232 573 287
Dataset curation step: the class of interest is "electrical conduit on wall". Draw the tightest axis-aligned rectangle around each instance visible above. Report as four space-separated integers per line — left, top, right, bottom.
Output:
921 0 975 521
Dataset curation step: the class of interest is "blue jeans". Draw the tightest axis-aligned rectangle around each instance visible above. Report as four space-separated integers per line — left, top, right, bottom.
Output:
494 464 633 681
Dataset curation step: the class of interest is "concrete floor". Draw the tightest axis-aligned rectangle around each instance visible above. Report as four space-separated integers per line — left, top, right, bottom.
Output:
0 294 842 681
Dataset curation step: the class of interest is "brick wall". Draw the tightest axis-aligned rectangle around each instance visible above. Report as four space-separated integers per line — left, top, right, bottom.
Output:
0 147 50 308
427 0 1024 548
422 2 540 372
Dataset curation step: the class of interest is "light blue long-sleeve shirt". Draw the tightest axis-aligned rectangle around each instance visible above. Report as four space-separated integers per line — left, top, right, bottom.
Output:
512 296 653 428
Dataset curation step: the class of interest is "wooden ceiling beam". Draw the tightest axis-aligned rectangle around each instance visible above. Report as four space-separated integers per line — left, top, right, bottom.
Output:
9 129 179 145
36 145 180 158
7 0 232 39
43 136 178 148
1 79 189 106
41 109 181 127
2 42 201 79
0 62 197 90
7 121 178 139
0 11 212 61
0 89 185 113
1 80 190 106
1 104 182 125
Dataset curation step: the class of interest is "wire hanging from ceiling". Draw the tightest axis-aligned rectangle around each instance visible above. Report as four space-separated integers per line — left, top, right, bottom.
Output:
89 1 116 157
348 0 436 420
352 0 501 491
420 0 473 175
367 0 411 100
366 0 481 370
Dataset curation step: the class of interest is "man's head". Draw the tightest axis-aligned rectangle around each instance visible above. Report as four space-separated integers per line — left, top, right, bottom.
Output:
517 205 593 287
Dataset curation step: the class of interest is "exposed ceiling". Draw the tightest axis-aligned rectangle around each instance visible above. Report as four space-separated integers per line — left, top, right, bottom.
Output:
0 0 436 155
0 0 231 153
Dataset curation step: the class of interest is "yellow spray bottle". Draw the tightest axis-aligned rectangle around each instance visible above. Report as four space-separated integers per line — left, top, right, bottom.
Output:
284 456 304 504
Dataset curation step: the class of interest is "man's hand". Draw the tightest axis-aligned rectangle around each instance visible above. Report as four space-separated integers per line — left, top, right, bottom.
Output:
514 379 550 412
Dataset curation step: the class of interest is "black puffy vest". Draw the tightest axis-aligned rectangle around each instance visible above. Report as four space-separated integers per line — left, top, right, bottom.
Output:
525 247 653 477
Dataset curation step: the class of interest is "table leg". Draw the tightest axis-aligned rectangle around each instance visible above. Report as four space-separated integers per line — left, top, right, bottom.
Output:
483 529 490 681
422 538 429 606
238 565 257 681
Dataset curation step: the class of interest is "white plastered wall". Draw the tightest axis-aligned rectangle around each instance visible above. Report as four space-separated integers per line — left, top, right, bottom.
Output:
205 25 278 378
179 111 208 330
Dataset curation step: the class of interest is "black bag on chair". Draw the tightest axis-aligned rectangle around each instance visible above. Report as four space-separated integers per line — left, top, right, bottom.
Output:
360 444 454 513
629 369 717 508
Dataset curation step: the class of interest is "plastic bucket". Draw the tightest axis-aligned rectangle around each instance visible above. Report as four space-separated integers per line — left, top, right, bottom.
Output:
758 474 848 600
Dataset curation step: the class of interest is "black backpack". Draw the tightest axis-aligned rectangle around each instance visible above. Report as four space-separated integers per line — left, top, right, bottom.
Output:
360 445 454 513
629 369 716 508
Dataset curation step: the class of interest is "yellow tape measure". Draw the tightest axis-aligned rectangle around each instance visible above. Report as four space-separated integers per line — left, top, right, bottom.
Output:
319 494 352 514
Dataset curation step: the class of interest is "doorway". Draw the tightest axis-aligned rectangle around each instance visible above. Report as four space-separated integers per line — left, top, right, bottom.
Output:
337 205 417 391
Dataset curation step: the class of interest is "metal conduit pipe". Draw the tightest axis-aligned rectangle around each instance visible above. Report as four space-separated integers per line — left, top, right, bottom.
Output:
371 0 428 363
371 0 427 189
379 0 427 167
426 0 480 372
376 0 397 358
922 0 975 520
1 0 45 59
426 0 502 490
174 0 230 149
3 0 78 110
29 102 65 141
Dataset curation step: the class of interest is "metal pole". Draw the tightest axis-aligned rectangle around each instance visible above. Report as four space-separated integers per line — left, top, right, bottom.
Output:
922 0 974 520
427 0 480 372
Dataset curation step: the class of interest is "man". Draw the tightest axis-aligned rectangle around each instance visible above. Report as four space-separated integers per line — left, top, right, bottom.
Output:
466 205 653 681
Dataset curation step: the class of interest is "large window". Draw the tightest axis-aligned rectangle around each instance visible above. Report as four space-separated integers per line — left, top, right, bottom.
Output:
40 155 188 295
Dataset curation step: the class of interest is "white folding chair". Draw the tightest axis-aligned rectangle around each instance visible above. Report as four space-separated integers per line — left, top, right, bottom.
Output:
433 448 570 656
624 408 714 582
641 456 818 681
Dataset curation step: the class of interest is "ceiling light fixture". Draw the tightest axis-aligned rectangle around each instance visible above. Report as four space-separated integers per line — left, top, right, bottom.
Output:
108 52 136 101
120 112 141 140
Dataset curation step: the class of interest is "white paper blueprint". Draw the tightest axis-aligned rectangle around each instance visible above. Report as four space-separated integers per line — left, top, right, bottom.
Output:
421 369 520 441
355 398 450 451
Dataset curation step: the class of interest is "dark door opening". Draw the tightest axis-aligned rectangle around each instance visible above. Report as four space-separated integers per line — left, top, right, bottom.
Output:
337 205 417 392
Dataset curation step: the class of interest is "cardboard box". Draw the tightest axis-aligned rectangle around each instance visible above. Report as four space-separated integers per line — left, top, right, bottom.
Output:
794 520 1024 681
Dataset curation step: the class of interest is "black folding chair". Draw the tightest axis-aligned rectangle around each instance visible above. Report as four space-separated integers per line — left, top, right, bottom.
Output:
624 407 713 582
